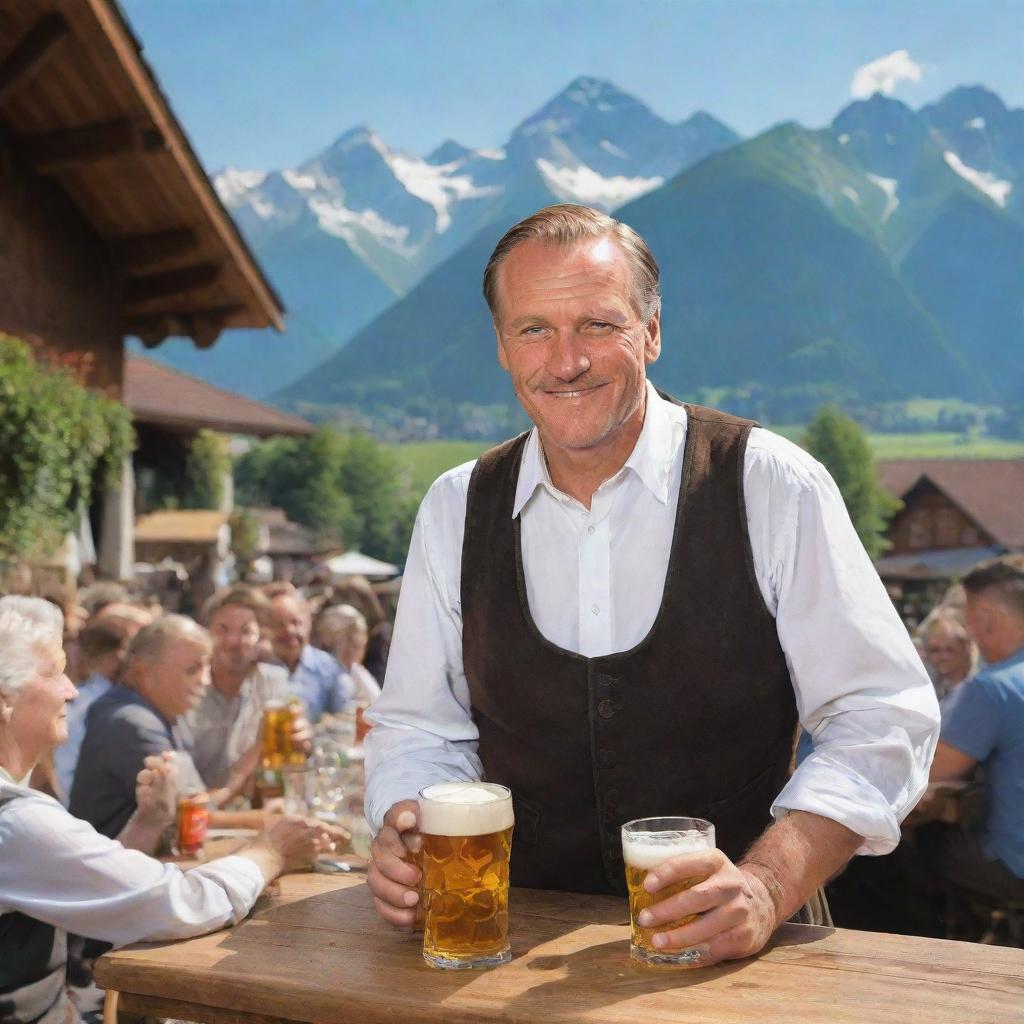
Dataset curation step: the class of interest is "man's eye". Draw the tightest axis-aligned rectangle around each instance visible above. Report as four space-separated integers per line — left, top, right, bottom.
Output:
522 326 545 336
588 321 615 330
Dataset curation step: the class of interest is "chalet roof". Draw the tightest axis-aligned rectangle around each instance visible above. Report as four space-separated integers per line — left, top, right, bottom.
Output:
250 508 333 557
135 509 227 544
125 356 314 438
877 458 1024 550
0 0 284 349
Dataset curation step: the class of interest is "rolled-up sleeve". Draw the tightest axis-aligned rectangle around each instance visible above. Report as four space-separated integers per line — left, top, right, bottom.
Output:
745 434 940 854
0 796 265 945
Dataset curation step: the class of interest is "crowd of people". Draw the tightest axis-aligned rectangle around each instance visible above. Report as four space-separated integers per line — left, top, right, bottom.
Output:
2 203 1022 1024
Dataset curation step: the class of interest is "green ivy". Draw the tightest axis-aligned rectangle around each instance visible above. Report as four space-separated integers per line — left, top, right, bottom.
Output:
0 335 134 560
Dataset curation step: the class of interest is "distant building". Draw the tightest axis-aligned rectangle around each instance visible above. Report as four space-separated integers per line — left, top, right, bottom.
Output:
251 508 340 583
0 1 290 576
875 459 1024 609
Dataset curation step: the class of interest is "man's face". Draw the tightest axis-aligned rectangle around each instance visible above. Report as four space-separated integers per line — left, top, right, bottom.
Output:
209 604 261 676
10 645 77 753
493 236 660 456
268 596 309 665
144 637 211 721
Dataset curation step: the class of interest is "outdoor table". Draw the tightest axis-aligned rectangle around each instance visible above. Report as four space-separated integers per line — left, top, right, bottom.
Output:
96 873 1023 1024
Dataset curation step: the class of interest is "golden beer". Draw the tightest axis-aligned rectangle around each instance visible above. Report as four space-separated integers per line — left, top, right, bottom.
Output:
621 817 715 967
417 782 514 969
261 700 305 768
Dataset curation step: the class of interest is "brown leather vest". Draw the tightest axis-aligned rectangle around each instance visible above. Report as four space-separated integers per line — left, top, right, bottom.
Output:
461 401 798 895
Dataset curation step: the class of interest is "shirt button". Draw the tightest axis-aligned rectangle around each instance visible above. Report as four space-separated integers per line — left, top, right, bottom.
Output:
587 525 595 535
591 604 600 615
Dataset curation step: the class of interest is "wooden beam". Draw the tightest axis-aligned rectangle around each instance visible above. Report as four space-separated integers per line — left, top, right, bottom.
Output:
124 304 244 346
111 228 199 269
0 14 70 106
23 118 164 172
124 263 223 306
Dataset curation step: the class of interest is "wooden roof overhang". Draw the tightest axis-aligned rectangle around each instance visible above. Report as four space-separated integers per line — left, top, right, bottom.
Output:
0 0 284 349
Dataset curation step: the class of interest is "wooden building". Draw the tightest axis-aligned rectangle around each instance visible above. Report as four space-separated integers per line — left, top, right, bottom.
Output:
875 459 1024 607
0 0 287 576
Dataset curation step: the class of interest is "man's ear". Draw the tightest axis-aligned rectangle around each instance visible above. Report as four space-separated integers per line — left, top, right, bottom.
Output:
644 308 661 366
0 699 13 725
495 322 510 372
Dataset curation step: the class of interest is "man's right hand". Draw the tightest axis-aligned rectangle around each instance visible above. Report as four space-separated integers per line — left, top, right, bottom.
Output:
367 799 422 928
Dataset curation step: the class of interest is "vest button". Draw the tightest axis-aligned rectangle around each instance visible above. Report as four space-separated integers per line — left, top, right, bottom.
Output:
598 749 616 768
597 699 615 719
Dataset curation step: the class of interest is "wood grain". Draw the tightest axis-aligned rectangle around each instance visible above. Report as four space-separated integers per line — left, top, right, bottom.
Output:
96 874 1024 1024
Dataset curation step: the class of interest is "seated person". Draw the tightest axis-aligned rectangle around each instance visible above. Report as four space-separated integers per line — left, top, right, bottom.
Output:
0 597 338 1024
69 615 209 838
314 604 382 703
927 555 1024 903
53 618 134 805
188 586 304 796
266 592 351 722
917 606 977 708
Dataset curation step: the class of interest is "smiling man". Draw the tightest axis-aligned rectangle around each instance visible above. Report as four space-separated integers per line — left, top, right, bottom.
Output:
364 204 940 964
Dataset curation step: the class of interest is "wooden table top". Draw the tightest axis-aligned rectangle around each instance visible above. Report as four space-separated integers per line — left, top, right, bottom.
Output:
95 873 1024 1024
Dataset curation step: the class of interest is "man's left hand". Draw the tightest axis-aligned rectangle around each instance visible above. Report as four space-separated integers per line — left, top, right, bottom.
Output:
637 849 778 964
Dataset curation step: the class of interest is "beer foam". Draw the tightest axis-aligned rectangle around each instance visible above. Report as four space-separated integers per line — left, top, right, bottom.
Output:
418 782 514 836
621 829 712 870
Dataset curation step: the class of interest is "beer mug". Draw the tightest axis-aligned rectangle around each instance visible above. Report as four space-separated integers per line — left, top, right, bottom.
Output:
621 816 715 967
417 782 514 970
261 699 305 769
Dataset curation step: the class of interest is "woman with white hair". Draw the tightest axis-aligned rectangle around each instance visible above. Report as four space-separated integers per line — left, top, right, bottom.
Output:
314 604 382 703
0 597 337 1024
917 605 978 706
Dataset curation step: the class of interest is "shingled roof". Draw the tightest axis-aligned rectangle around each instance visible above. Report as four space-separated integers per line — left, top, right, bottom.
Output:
877 458 1024 550
125 356 313 438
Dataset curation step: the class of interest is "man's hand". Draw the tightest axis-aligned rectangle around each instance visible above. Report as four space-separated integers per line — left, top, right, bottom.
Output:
134 751 178 826
290 711 313 756
637 849 778 965
367 799 422 929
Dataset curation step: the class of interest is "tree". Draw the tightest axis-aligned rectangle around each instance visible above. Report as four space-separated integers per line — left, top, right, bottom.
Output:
0 335 133 560
803 406 901 558
185 429 230 509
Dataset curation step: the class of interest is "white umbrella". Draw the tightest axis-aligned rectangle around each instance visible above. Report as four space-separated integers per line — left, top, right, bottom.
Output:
325 551 399 579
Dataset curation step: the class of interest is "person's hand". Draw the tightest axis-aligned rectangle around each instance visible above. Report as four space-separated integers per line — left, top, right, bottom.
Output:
367 799 422 928
134 752 178 826
261 815 345 874
289 711 313 757
636 849 779 965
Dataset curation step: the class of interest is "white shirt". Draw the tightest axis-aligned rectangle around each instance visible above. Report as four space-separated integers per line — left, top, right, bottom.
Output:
0 770 265 945
364 385 940 855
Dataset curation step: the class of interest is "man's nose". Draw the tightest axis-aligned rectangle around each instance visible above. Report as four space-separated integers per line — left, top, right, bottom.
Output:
545 330 591 381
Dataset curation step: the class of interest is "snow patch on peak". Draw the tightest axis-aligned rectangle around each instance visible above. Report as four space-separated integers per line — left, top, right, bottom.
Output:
283 170 317 192
841 185 860 205
838 133 850 145
385 153 502 232
866 173 899 222
600 139 629 159
943 150 1012 207
308 196 413 257
215 168 268 205
967 116 986 130
476 148 506 160
535 158 663 208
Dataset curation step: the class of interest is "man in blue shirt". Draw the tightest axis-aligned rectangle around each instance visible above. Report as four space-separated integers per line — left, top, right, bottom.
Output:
928 554 1024 902
266 592 351 722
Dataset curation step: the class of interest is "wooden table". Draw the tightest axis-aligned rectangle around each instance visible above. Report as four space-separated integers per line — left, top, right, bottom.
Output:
96 874 1024 1024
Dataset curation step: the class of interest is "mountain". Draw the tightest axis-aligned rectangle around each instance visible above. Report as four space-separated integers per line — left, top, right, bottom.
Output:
141 78 739 398
277 85 1024 428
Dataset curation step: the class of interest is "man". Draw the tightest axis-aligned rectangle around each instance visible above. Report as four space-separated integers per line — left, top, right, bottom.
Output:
928 555 1024 901
54 618 134 804
189 585 298 794
70 616 209 838
266 591 351 722
365 205 940 964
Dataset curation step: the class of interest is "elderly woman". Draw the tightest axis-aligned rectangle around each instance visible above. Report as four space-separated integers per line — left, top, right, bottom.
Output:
314 604 382 703
917 606 978 706
0 597 335 1024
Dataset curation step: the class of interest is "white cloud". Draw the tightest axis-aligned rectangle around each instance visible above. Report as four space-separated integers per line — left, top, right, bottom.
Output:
850 50 923 99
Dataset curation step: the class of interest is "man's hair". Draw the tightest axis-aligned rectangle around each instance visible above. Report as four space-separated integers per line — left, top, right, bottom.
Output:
482 204 661 322
125 614 209 673
262 582 298 601
961 554 1024 617
78 619 130 661
0 597 63 701
201 584 268 626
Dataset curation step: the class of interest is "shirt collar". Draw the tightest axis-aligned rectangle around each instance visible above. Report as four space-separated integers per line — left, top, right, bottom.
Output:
511 381 684 516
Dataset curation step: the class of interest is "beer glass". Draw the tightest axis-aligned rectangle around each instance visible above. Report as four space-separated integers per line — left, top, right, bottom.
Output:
261 699 306 769
417 782 514 970
621 816 715 967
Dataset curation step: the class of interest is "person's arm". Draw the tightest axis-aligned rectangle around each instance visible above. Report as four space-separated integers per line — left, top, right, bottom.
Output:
116 753 177 854
930 742 978 782
363 466 484 835
930 675 997 782
0 797 337 947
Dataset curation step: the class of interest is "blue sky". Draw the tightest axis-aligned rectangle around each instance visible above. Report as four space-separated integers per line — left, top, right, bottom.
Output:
121 0 1024 172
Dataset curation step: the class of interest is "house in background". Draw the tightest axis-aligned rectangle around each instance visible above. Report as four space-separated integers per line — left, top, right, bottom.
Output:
0 0 285 577
876 458 1024 612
